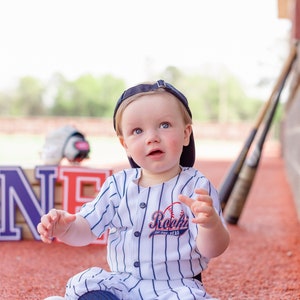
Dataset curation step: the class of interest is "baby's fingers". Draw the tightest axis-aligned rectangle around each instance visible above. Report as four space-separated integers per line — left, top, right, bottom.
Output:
37 209 59 241
41 208 58 226
195 188 209 196
37 221 54 243
178 194 194 209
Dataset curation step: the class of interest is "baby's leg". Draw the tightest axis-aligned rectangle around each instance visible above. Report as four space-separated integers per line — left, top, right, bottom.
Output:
65 267 129 300
79 290 120 300
130 278 212 300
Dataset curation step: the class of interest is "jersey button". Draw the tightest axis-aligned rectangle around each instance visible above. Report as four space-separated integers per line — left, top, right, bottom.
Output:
134 231 141 237
140 202 147 209
134 261 140 268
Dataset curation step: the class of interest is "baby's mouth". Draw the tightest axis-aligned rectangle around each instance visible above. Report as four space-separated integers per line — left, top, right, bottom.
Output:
148 149 164 156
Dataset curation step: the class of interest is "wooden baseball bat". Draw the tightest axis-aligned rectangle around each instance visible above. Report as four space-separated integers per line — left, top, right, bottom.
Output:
223 46 297 225
219 45 297 210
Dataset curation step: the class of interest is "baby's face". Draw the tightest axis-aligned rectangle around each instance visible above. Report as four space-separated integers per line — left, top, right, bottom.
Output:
119 92 192 178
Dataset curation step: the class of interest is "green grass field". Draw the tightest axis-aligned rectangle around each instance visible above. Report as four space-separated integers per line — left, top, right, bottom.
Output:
0 133 246 169
0 134 127 168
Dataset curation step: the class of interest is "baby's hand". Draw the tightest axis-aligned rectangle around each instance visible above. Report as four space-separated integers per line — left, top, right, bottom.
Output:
37 209 76 244
179 189 218 228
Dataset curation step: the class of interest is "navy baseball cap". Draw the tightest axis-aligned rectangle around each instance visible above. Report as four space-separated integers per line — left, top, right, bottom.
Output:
113 79 195 168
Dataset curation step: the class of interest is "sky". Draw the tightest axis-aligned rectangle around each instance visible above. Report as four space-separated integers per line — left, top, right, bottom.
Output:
0 0 292 98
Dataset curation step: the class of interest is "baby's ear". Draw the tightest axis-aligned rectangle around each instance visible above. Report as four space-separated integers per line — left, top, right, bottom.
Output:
118 136 128 150
183 124 192 146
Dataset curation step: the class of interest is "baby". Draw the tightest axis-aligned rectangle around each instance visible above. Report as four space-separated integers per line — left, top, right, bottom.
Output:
38 80 229 300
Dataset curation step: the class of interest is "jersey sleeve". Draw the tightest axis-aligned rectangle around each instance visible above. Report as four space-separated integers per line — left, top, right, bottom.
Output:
78 174 119 238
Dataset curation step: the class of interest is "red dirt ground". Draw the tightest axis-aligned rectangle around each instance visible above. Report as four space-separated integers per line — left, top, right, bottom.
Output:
1 153 300 299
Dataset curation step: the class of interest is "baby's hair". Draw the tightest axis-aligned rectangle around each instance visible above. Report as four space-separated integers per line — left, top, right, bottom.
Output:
114 89 192 136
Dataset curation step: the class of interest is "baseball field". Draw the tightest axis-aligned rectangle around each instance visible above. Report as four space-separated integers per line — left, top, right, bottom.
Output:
1 134 299 299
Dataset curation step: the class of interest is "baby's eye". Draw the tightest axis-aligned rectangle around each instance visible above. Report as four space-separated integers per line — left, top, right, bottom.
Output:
160 122 170 129
133 128 143 135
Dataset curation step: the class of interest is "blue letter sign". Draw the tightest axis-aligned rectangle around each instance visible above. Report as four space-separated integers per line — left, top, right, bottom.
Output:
0 166 58 240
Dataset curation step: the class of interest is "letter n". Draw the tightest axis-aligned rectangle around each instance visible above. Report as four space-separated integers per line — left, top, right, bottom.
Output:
0 166 58 240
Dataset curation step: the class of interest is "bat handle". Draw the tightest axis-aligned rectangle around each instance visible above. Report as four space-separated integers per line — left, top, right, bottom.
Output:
223 164 257 224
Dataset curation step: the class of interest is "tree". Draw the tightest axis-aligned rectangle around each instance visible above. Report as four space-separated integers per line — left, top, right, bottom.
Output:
0 90 13 116
50 74 125 117
160 66 262 122
0 68 263 121
12 76 45 116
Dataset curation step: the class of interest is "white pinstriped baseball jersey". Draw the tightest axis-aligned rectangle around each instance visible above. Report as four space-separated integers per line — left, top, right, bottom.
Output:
65 167 224 299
